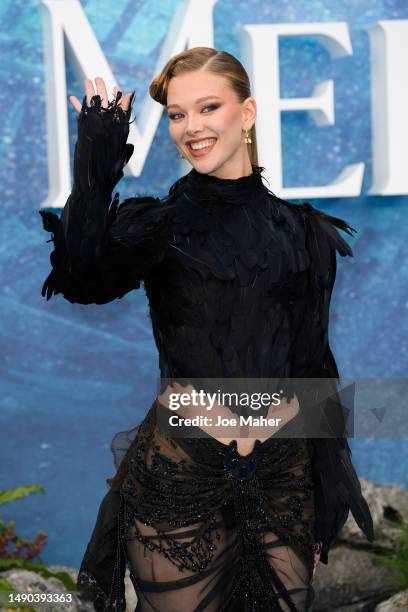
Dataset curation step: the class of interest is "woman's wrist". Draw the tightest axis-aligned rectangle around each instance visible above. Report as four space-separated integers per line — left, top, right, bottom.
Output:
73 92 134 196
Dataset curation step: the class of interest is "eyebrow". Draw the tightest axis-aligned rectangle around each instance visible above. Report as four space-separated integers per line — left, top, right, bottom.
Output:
166 95 222 110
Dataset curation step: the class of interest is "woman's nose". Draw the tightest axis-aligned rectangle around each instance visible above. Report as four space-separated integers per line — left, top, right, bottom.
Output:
186 117 204 135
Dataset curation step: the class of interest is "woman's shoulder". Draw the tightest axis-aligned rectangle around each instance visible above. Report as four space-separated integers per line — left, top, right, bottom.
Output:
128 173 186 212
269 195 357 259
107 173 195 249
106 190 175 252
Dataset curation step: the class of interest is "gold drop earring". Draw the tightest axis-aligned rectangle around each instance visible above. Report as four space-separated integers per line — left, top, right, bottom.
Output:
244 130 252 144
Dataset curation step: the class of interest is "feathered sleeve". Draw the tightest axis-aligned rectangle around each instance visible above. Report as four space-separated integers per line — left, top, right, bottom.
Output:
38 93 170 305
290 202 374 564
288 201 356 378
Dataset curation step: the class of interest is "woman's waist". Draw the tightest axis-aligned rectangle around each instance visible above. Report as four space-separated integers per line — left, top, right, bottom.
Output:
155 381 303 452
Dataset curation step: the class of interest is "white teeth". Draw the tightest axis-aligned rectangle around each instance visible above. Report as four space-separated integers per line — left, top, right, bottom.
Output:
189 138 216 150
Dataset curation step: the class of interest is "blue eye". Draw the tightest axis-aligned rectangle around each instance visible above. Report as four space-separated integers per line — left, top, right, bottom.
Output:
202 104 218 113
168 104 219 121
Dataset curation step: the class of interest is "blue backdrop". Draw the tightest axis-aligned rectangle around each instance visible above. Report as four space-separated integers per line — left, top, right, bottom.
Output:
1 0 407 568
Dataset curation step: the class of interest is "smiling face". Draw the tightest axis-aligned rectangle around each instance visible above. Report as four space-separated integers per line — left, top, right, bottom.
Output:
166 69 256 179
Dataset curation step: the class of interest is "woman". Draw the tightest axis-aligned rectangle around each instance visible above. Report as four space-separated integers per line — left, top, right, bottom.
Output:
39 48 374 611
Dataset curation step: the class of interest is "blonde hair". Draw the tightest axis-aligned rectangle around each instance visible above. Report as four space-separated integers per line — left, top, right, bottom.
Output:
149 47 259 166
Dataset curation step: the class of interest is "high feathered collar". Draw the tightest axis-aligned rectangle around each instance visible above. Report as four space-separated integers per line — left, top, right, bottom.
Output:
183 164 270 207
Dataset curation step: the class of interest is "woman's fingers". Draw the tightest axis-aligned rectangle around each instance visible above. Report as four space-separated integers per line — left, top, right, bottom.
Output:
68 78 134 114
69 95 82 113
119 91 134 112
112 85 134 112
85 78 96 106
312 542 322 577
95 76 108 108
112 85 123 107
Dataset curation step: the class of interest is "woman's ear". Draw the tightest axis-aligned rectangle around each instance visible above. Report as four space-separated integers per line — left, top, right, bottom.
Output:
242 96 257 131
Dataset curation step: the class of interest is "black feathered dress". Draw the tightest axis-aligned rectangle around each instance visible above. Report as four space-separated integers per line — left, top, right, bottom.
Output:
39 93 374 612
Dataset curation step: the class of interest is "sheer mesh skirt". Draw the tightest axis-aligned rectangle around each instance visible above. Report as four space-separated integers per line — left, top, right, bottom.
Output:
77 399 321 611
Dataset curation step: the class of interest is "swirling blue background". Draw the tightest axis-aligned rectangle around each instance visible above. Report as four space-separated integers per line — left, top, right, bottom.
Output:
0 0 407 568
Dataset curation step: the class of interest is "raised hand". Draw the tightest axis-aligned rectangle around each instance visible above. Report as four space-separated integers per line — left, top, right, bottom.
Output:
69 77 134 114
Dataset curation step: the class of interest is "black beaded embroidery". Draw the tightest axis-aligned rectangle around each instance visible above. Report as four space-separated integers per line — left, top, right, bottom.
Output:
102 402 319 611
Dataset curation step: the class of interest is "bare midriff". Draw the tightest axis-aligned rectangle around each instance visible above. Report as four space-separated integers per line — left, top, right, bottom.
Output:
157 382 300 457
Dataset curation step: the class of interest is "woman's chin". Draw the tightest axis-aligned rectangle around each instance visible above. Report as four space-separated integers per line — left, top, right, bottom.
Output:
190 156 221 174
